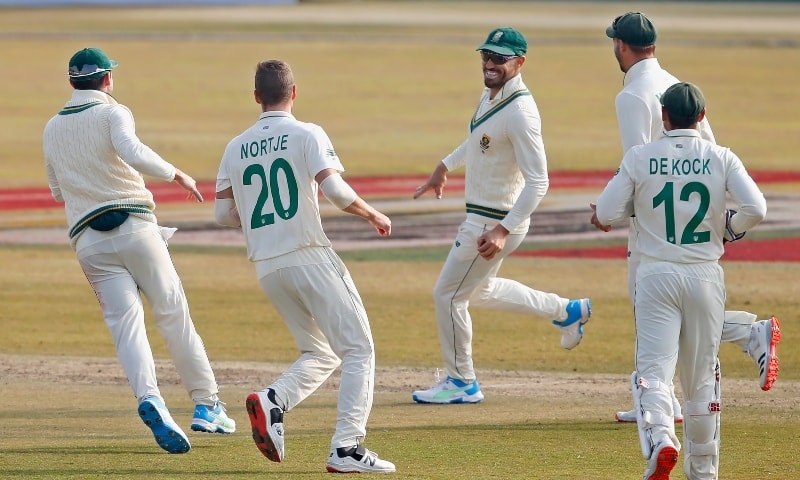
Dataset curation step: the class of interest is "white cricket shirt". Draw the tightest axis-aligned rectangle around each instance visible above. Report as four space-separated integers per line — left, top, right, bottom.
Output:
616 58 715 154
442 74 549 234
595 129 766 263
216 111 344 263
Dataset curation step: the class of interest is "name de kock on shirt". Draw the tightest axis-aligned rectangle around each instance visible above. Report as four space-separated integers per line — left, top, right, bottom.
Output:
650 157 711 176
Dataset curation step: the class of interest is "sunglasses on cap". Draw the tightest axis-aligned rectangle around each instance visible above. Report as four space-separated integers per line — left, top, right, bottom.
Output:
479 50 518 65
610 14 623 31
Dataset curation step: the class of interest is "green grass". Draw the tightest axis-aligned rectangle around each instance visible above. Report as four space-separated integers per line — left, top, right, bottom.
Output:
1 243 799 478
2 2 800 478
3 244 798 380
2 382 798 479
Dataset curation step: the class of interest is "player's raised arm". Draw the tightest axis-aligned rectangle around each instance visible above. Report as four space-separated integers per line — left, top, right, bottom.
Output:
316 168 391 237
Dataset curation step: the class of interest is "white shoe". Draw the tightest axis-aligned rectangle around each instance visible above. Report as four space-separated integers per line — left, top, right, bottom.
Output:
672 397 683 424
326 445 396 473
747 317 781 391
412 376 484 404
642 441 679 480
615 405 682 424
615 408 637 423
552 298 591 349
245 389 285 462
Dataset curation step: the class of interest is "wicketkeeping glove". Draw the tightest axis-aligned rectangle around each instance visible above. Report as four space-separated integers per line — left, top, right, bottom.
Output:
723 208 746 243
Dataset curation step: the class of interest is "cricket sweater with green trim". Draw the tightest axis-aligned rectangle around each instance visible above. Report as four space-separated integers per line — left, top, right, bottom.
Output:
43 90 176 247
441 74 549 234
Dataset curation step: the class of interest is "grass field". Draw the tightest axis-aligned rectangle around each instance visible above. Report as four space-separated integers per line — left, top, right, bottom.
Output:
0 246 800 480
1 244 798 479
1 1 800 479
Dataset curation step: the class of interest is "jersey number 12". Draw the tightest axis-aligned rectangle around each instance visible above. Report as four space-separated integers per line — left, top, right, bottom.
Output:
652 181 711 245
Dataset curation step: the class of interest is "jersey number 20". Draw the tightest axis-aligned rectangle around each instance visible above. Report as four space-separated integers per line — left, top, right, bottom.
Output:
243 159 299 229
652 181 711 245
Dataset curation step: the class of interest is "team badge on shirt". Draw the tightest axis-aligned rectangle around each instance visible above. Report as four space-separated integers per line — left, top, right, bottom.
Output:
479 134 491 154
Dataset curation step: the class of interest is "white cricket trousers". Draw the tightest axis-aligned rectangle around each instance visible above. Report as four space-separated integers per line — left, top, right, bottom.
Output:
434 220 569 382
76 218 219 404
635 260 725 480
256 246 375 450
628 221 753 349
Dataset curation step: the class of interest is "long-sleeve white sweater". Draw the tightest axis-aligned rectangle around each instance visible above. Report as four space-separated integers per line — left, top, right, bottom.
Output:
43 90 176 246
442 74 549 234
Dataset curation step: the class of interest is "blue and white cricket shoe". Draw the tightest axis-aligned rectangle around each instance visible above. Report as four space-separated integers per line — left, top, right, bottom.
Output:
412 376 484 404
138 396 191 454
190 401 236 434
552 298 592 350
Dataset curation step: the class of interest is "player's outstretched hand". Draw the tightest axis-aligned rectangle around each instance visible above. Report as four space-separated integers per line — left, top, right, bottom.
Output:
414 178 445 200
173 169 204 203
414 162 448 200
590 203 612 232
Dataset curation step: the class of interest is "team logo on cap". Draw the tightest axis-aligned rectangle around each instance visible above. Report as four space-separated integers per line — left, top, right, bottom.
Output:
480 134 491 154
492 31 504 42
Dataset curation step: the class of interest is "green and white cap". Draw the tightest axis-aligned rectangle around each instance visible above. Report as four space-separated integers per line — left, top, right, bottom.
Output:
68 47 118 80
606 12 657 47
661 82 706 120
476 27 527 56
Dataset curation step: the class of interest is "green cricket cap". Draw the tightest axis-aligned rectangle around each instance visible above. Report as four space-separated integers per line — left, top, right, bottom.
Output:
68 47 118 80
606 12 657 47
476 27 527 56
661 82 706 120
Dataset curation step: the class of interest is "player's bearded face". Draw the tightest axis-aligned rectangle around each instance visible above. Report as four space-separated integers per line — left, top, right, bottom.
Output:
613 41 626 73
483 58 518 89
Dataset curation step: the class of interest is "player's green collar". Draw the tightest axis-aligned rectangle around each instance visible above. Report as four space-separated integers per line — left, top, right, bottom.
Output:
470 90 530 132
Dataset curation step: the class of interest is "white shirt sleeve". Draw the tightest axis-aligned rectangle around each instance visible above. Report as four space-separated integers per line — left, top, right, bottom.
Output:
108 105 176 181
305 124 345 178
45 159 63 203
441 140 468 172
725 149 767 233
595 152 636 225
615 92 653 154
215 140 235 193
501 107 549 231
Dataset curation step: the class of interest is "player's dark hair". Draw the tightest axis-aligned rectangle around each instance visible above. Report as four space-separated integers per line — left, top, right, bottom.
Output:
255 60 294 107
70 73 107 91
629 44 655 55
665 111 699 129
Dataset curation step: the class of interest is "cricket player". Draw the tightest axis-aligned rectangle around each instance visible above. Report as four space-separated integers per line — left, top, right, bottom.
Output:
214 60 395 473
595 82 767 480
596 12 781 424
411 27 591 405
42 47 235 454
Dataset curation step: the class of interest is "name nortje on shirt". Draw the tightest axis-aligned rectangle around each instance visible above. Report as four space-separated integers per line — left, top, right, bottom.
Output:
240 134 289 160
